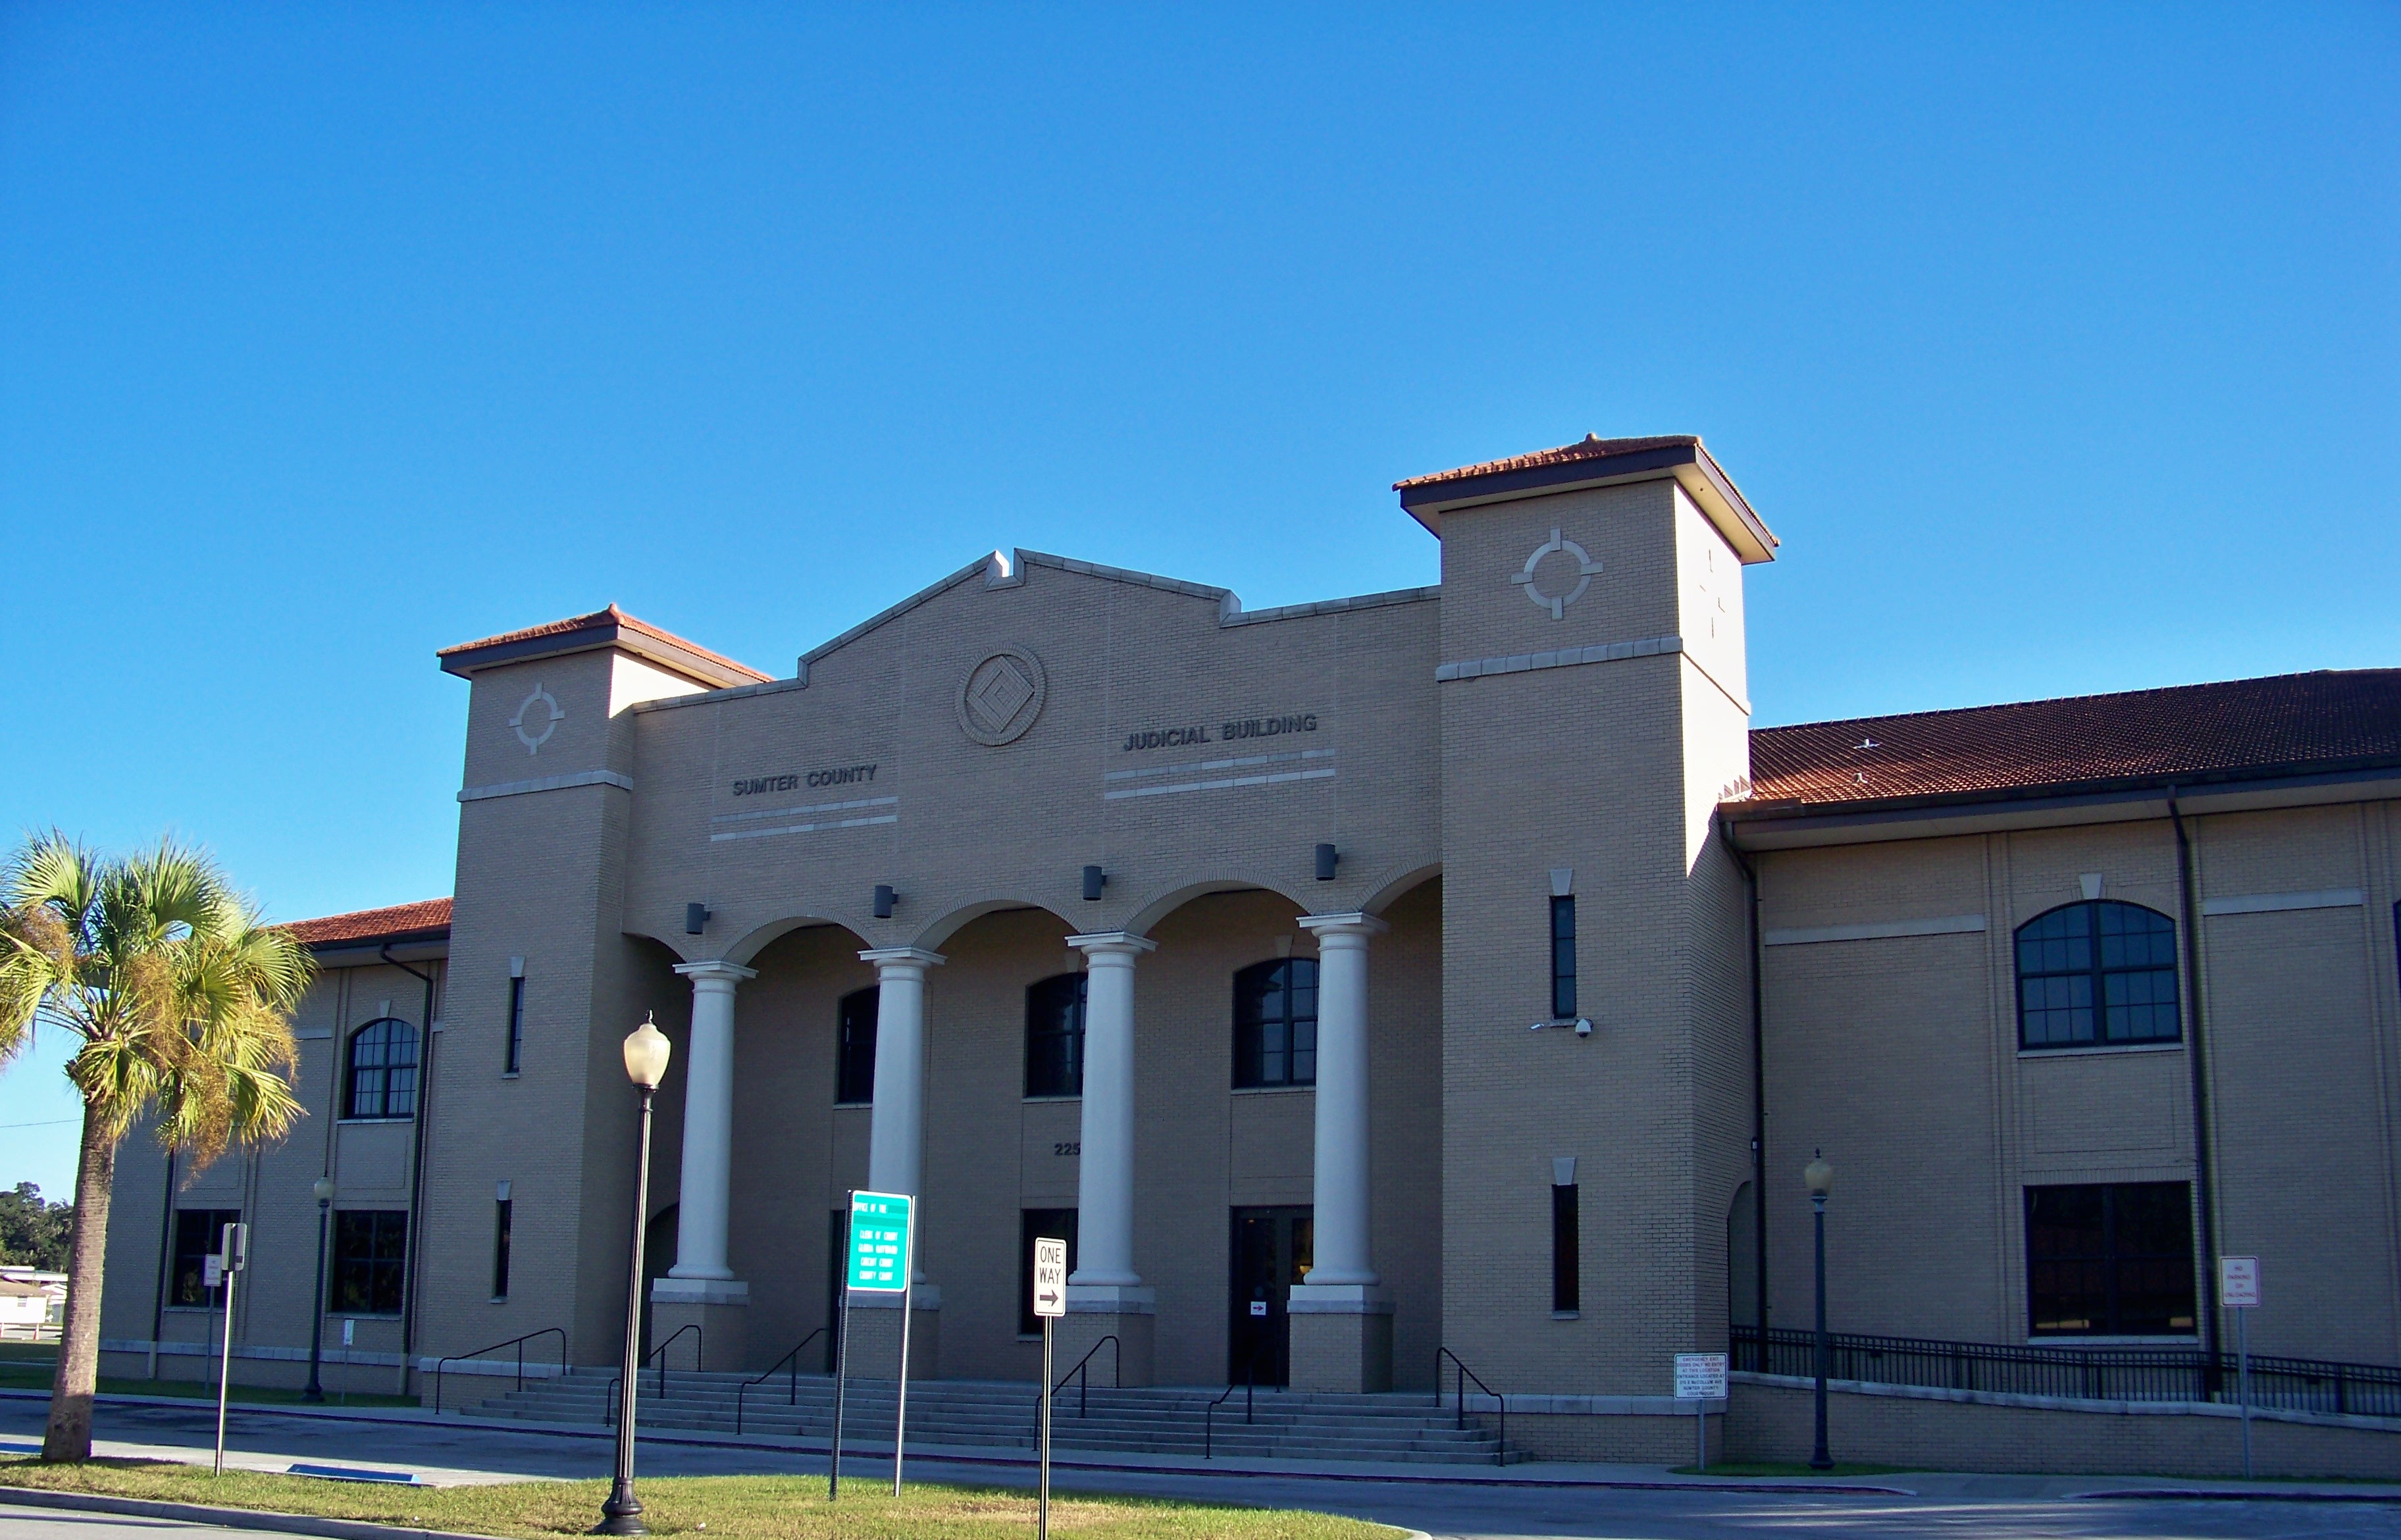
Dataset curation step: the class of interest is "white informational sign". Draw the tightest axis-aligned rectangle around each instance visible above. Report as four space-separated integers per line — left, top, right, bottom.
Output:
203 1256 222 1289
343 1319 355 1346
1031 1237 1067 1320
1249 1300 1268 1317
2220 1255 2260 1309
1674 1352 1729 1400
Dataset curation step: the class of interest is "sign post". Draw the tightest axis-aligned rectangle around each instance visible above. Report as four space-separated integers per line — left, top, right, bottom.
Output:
1674 1354 1727 1472
1031 1237 1067 1540
212 1222 248 1477
2220 1256 2259 1480
831 1191 914 1502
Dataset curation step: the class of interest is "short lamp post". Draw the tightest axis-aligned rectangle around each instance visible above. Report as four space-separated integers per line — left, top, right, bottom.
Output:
598 1015 673 1537
1804 1150 1835 1472
303 1177 334 1403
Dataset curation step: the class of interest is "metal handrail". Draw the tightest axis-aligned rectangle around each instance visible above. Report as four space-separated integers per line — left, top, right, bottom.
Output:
432 1327 566 1414
1204 1343 1266 1459
1435 1347 1505 1465
1730 1324 2401 1417
606 1323 703 1426
1051 1333 1119 1418
735 1327 828 1434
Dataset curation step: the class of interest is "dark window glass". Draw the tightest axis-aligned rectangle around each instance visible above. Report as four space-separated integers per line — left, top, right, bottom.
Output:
835 987 879 1105
1025 973 1088 1098
1233 958 1318 1089
2015 902 2180 1049
344 1018 419 1119
1019 1208 1079 1336
1552 1184 1581 1313
492 1198 513 1300
170 1208 241 1307
2026 1182 2195 1336
505 978 525 1075
1551 896 1578 1020
332 1210 410 1316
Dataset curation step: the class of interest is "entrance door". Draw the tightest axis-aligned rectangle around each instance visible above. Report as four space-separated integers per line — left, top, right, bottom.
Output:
1229 1206 1312 1386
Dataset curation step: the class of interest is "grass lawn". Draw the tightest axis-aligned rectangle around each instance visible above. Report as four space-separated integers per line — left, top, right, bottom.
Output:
0 1458 1400 1539
0 1362 416 1409
1666 1461 1916 1478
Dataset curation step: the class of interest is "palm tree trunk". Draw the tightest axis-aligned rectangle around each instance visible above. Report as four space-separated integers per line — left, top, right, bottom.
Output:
43 1102 117 1462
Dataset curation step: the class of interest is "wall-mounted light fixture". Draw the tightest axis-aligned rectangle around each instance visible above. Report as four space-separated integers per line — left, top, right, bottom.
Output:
873 885 896 920
1314 843 1339 881
684 903 710 936
1081 865 1106 902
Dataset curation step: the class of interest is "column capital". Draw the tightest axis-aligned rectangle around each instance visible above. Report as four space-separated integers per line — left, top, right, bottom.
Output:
1299 911 1389 940
858 946 946 973
1066 931 1157 958
674 959 758 983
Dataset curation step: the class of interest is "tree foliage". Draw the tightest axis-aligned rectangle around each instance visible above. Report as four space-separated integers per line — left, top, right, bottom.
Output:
0 1182 71 1271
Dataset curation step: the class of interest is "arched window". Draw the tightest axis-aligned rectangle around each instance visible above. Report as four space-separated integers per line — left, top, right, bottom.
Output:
1233 958 1318 1089
1025 973 1087 1098
835 987 879 1105
344 1019 419 1119
2015 901 2181 1050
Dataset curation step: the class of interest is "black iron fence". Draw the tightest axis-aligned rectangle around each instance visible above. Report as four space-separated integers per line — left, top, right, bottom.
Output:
1731 1325 2401 1418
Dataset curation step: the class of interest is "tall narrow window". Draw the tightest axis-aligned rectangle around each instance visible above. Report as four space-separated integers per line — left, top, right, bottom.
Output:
492 1198 513 1300
170 1208 241 1308
1550 896 1578 1019
1233 958 1318 1089
505 977 525 1075
1551 1184 1581 1314
1019 1208 1078 1335
835 987 879 1105
2025 1182 2195 1335
344 1019 419 1119
331 1210 410 1315
2015 901 2180 1049
1025 973 1087 1098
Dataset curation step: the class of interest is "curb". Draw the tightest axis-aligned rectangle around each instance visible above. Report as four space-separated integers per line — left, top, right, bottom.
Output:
2074 1487 2401 1504
0 1487 509 1540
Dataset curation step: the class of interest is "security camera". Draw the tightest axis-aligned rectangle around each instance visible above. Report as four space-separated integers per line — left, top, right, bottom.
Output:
1574 1018 1593 1037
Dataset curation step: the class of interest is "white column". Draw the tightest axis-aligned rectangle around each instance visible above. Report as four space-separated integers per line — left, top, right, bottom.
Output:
1298 913 1387 1287
1065 932 1156 1290
858 948 944 1203
668 959 756 1282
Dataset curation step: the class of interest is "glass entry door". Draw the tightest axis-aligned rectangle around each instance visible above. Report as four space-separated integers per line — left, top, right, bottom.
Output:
1229 1205 1312 1386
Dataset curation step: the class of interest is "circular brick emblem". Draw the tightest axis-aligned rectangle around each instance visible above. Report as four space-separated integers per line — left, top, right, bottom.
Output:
956 648 1047 746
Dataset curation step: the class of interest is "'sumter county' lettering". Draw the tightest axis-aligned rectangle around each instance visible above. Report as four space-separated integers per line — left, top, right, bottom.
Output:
731 763 877 796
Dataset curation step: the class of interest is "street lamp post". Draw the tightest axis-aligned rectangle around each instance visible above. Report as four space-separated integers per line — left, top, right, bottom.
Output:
1805 1150 1834 1472
598 1015 673 1537
303 1177 335 1403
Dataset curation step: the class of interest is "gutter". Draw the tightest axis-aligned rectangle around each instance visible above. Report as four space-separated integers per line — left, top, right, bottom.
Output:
1718 818 1771 1344
380 944 439 1396
2166 788 2224 1377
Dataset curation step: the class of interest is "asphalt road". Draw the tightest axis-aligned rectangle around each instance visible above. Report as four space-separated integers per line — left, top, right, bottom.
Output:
3 1397 2398 1540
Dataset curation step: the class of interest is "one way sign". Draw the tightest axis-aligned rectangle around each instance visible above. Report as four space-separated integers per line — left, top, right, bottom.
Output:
1032 1237 1067 1319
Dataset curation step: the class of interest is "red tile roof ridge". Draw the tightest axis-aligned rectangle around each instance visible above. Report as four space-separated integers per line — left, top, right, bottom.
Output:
438 604 770 683
1394 434 1701 491
281 897 453 946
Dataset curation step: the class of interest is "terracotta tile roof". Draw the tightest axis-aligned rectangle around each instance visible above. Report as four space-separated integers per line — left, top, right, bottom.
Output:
437 605 770 685
1746 670 2401 811
1394 434 1701 491
282 898 452 948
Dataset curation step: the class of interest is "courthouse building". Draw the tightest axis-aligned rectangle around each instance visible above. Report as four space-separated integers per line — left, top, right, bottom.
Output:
97 434 2401 1466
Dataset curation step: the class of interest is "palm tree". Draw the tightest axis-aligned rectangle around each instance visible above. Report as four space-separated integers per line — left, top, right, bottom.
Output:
0 834 310 1461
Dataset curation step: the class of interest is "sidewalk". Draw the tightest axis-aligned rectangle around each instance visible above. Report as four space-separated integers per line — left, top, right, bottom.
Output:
7 1385 2398 1503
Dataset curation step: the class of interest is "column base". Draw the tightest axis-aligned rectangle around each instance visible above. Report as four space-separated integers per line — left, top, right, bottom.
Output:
1059 1285 1154 1388
844 1289 941 1381
649 1278 750 1372
1287 1284 1392 1393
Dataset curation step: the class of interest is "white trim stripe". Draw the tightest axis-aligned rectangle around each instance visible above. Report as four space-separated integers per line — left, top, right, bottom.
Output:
459 769 633 802
1104 747 1334 783
710 813 900 843
1765 914 1989 946
1437 634 1682 682
1103 767 1337 801
2201 888 2365 916
711 794 898 825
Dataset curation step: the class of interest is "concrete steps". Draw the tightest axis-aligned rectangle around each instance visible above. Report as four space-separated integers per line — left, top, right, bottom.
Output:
465 1368 1515 1464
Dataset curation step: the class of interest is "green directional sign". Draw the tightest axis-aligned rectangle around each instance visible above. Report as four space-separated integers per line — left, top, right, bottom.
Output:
846 1191 913 1293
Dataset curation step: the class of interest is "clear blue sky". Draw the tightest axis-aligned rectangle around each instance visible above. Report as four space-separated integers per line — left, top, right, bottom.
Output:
3 4 2395 1197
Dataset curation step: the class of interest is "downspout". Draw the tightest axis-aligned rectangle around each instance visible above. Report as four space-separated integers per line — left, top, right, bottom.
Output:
2167 787 2223 1372
147 1150 175 1378
1720 817 1771 1348
383 945 438 1396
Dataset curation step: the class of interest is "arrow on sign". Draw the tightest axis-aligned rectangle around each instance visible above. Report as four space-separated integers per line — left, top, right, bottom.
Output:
1038 1290 1060 1309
